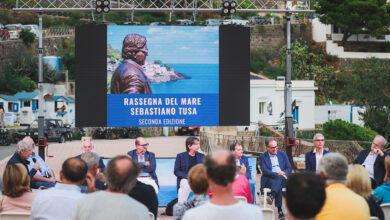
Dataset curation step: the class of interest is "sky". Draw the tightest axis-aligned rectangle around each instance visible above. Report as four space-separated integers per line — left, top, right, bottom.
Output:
107 26 219 64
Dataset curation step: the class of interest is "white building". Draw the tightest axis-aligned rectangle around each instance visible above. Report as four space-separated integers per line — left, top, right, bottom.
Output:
0 95 21 128
315 104 365 126
242 76 317 131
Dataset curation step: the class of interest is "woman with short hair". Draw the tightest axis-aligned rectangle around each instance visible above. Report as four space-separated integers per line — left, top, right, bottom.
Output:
1 163 37 212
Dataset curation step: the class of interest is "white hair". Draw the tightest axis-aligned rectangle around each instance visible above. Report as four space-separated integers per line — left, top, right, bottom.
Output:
313 133 324 141
318 152 348 184
17 140 32 153
375 135 387 147
81 151 100 170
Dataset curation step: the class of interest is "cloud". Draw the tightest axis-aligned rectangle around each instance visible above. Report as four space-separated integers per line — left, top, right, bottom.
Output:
147 28 164 34
180 46 191 50
213 40 219 44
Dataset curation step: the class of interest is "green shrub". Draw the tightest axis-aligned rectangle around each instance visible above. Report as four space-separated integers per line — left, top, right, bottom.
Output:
19 29 35 45
323 119 377 149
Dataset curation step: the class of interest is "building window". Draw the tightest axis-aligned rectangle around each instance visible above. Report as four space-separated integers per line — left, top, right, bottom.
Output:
259 102 266 115
8 102 13 112
23 101 30 107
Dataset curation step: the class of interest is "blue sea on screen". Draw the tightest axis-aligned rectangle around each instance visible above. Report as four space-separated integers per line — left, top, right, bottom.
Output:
150 63 219 94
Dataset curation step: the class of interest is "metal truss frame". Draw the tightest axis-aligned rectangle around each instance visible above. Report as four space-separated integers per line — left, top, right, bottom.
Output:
14 0 313 13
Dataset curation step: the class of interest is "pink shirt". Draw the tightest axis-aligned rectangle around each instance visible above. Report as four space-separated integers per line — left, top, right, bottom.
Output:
1 191 37 212
232 175 253 203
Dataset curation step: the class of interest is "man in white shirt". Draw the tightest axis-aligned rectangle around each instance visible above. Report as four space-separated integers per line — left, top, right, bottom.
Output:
305 133 329 172
30 157 92 220
183 150 263 220
354 135 388 188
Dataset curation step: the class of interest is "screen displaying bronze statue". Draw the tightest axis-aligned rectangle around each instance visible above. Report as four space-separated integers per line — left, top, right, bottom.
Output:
110 34 152 94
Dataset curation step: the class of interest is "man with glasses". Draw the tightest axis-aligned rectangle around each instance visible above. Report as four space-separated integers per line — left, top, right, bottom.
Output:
354 135 388 189
305 133 329 172
127 136 159 193
259 137 292 219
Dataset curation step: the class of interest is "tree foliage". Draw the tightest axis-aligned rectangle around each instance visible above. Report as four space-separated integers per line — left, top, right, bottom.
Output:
250 48 285 79
19 29 35 45
342 58 390 139
314 0 390 45
323 119 378 149
56 39 75 80
0 55 55 95
279 39 338 104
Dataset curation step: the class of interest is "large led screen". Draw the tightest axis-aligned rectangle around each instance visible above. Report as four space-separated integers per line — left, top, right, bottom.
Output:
75 24 249 127
107 26 219 127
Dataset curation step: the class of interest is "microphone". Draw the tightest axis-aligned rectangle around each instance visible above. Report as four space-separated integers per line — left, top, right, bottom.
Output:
32 158 42 173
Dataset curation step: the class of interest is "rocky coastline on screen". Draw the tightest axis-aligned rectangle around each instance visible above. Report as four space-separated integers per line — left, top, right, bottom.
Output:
143 61 190 83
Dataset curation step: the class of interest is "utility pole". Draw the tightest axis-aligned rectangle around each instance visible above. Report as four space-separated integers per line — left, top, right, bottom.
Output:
38 12 45 160
284 10 296 170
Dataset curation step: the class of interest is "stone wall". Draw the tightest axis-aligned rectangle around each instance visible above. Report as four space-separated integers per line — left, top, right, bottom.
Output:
0 35 75 76
250 24 313 55
140 127 163 137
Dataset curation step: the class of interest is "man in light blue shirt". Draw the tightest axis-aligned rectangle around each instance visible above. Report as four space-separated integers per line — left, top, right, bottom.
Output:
31 157 91 220
24 137 56 188
259 137 292 219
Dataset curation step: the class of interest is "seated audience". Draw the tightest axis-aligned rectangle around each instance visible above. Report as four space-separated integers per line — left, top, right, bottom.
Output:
259 137 291 219
230 142 251 180
1 163 37 212
128 181 158 219
30 157 90 220
25 137 56 188
182 150 263 220
354 135 388 188
80 152 107 193
316 153 370 220
347 164 384 220
374 156 390 204
174 137 205 202
174 164 210 220
305 133 329 172
127 137 159 194
232 165 253 203
284 172 326 220
7 139 40 188
72 155 149 220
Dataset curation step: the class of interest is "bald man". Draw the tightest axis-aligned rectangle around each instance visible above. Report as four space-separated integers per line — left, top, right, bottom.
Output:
127 137 158 194
25 137 57 188
76 140 106 172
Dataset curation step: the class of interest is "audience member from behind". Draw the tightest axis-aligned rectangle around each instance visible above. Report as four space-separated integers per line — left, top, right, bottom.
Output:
374 156 390 204
346 164 384 220
174 164 210 220
182 150 263 220
7 139 40 183
80 151 107 193
128 180 158 220
230 142 251 180
354 135 388 188
174 137 205 202
1 163 37 212
284 172 326 220
30 157 89 220
72 155 149 220
305 133 329 172
316 153 370 220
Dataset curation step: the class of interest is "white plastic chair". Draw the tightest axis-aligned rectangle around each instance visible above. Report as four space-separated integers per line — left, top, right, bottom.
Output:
369 216 379 220
148 212 154 220
261 208 275 220
380 203 390 220
263 188 272 207
0 211 30 220
234 196 248 203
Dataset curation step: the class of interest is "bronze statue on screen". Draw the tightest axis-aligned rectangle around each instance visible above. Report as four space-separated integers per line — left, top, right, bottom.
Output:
110 34 152 94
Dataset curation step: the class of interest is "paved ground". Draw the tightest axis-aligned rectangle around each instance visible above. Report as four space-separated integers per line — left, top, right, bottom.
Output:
0 136 286 220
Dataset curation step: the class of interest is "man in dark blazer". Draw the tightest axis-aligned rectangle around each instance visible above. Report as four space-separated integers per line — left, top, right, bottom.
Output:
174 136 205 202
305 133 329 172
260 137 292 219
128 137 159 194
354 135 388 189
230 142 251 180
